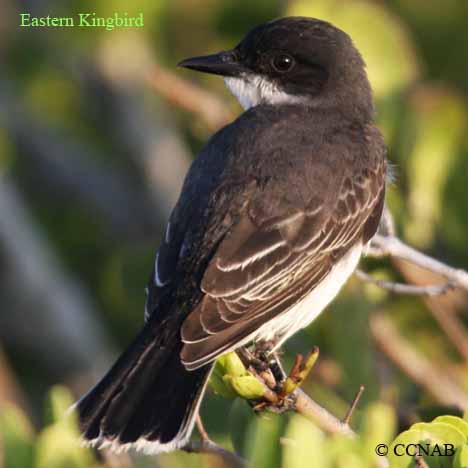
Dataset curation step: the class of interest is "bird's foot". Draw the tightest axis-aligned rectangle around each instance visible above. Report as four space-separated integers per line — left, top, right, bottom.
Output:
251 339 286 385
245 345 319 414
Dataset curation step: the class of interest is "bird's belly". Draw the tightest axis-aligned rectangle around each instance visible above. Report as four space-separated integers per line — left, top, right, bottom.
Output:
255 243 363 344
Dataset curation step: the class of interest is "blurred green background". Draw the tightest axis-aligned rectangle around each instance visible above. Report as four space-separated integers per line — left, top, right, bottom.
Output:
1 0 468 467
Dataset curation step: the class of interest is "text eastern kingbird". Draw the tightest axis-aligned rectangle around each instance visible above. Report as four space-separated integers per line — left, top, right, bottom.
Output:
76 16 387 453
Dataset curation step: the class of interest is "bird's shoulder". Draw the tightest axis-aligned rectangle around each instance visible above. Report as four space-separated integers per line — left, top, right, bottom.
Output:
190 104 384 185
168 104 360 251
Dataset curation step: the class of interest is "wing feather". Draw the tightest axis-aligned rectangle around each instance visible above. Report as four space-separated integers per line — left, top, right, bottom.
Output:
181 156 386 369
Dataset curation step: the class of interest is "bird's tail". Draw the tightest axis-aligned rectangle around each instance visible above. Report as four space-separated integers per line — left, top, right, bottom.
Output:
74 322 212 454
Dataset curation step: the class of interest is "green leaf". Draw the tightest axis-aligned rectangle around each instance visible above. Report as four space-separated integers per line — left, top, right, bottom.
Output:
390 429 422 468
211 352 265 400
216 352 247 377
210 362 238 398
433 416 468 441
287 0 420 98
389 422 465 468
454 444 468 468
0 405 34 468
225 374 265 400
410 422 466 448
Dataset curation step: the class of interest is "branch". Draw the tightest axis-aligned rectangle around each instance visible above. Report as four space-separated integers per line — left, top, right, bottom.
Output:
294 388 393 468
180 413 247 467
367 207 468 363
294 389 356 437
368 234 468 291
244 348 357 437
219 354 390 468
241 349 389 468
355 269 454 296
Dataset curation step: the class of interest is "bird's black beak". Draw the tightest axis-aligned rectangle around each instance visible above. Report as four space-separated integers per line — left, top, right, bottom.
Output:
178 50 245 77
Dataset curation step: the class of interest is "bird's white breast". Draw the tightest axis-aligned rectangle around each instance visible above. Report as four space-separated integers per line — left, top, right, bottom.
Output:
256 243 363 346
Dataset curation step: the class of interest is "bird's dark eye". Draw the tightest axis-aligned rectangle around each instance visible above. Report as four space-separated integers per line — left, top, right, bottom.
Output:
271 53 295 73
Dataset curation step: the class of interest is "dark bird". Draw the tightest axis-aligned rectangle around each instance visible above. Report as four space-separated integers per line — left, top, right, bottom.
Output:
75 16 387 453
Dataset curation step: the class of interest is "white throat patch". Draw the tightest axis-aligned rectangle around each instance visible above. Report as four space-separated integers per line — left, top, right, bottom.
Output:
224 75 302 110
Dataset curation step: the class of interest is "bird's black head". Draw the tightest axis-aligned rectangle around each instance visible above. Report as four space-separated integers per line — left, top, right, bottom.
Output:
179 17 374 121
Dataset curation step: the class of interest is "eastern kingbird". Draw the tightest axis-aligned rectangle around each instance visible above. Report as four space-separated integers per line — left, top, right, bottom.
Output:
76 17 386 453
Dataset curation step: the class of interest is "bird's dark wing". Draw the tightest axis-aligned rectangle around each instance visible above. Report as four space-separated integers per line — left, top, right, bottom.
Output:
144 105 386 371
180 150 386 370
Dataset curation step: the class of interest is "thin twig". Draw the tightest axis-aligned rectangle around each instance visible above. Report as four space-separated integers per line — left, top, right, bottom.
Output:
343 385 365 425
356 269 454 296
196 415 210 442
187 415 247 466
184 439 247 467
